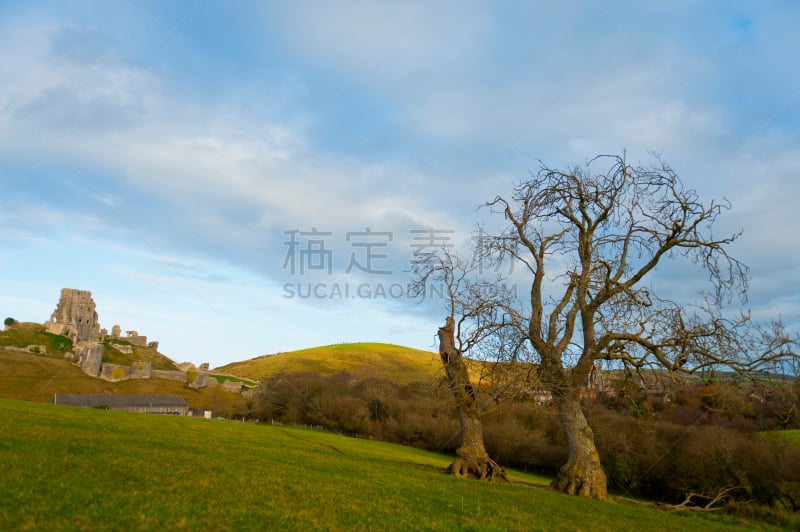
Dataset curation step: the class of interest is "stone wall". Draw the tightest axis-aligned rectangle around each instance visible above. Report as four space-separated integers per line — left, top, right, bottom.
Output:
87 361 228 392
100 363 131 381
151 369 187 382
187 370 208 389
77 342 104 377
130 360 152 379
221 380 243 393
125 331 148 346
108 342 134 354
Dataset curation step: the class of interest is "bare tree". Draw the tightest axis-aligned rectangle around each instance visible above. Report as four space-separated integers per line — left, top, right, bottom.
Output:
484 154 797 500
751 320 800 430
413 251 530 481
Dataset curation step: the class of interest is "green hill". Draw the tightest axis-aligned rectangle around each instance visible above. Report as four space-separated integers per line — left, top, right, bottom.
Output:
216 342 442 384
0 398 766 531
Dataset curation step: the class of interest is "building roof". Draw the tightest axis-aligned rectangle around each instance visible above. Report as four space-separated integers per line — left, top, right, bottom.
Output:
53 394 187 408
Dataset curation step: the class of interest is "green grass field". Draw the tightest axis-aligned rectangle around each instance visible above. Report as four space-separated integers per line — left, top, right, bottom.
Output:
763 430 800 448
216 342 442 384
210 374 258 387
0 399 777 531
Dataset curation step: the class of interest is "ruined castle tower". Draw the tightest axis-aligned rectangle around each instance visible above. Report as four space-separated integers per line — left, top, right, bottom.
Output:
46 288 100 342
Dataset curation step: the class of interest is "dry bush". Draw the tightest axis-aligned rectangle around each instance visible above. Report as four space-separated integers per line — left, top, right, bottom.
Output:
481 402 566 475
591 404 800 509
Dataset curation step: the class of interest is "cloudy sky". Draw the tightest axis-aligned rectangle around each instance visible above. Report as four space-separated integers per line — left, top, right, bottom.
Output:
1 1 798 368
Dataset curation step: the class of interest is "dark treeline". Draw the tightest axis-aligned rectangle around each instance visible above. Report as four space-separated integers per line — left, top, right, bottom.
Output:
247 369 800 520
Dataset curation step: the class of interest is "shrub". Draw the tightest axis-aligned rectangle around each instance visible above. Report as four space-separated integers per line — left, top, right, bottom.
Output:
4 317 17 327
592 406 800 507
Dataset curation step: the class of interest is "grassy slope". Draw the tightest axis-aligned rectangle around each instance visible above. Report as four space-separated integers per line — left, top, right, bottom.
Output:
0 322 73 356
0 399 772 531
0 349 247 414
216 342 442 384
0 322 179 370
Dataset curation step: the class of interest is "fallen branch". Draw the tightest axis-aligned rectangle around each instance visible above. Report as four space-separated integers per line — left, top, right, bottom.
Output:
674 486 742 511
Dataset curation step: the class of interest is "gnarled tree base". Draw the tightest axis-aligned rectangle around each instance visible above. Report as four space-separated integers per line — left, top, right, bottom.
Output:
551 462 610 501
447 448 508 482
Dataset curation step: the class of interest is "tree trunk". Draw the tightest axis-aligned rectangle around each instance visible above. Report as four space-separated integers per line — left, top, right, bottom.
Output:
550 391 609 501
438 317 507 482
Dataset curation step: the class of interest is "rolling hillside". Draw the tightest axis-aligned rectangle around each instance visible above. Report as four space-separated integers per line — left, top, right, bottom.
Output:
215 342 442 384
0 398 767 531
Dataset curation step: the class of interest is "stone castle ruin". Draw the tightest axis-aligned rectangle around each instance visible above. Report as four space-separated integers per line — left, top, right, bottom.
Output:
41 288 223 391
46 288 100 342
46 289 104 376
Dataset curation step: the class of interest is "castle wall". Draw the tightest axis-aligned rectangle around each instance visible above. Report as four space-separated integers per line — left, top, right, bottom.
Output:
221 380 243 393
187 370 208 389
108 343 134 354
100 363 131 381
127 335 148 346
78 342 104 377
151 369 188 382
130 361 152 379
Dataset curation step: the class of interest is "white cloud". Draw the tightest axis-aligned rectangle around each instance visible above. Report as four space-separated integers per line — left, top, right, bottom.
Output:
0 18 457 245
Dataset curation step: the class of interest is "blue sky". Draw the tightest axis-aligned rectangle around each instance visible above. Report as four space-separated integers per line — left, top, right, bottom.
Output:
1 1 799 368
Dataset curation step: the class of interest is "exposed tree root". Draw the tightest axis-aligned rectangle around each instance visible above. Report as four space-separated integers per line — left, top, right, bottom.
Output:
447 450 508 482
551 462 610 502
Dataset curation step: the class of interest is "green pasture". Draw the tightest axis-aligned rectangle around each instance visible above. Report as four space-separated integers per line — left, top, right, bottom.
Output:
0 399 776 531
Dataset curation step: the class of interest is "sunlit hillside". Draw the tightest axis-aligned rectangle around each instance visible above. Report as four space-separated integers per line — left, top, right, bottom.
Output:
216 342 442 384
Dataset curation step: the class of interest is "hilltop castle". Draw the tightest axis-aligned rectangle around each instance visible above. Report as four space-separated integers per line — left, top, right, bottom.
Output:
42 288 236 392
44 288 161 379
